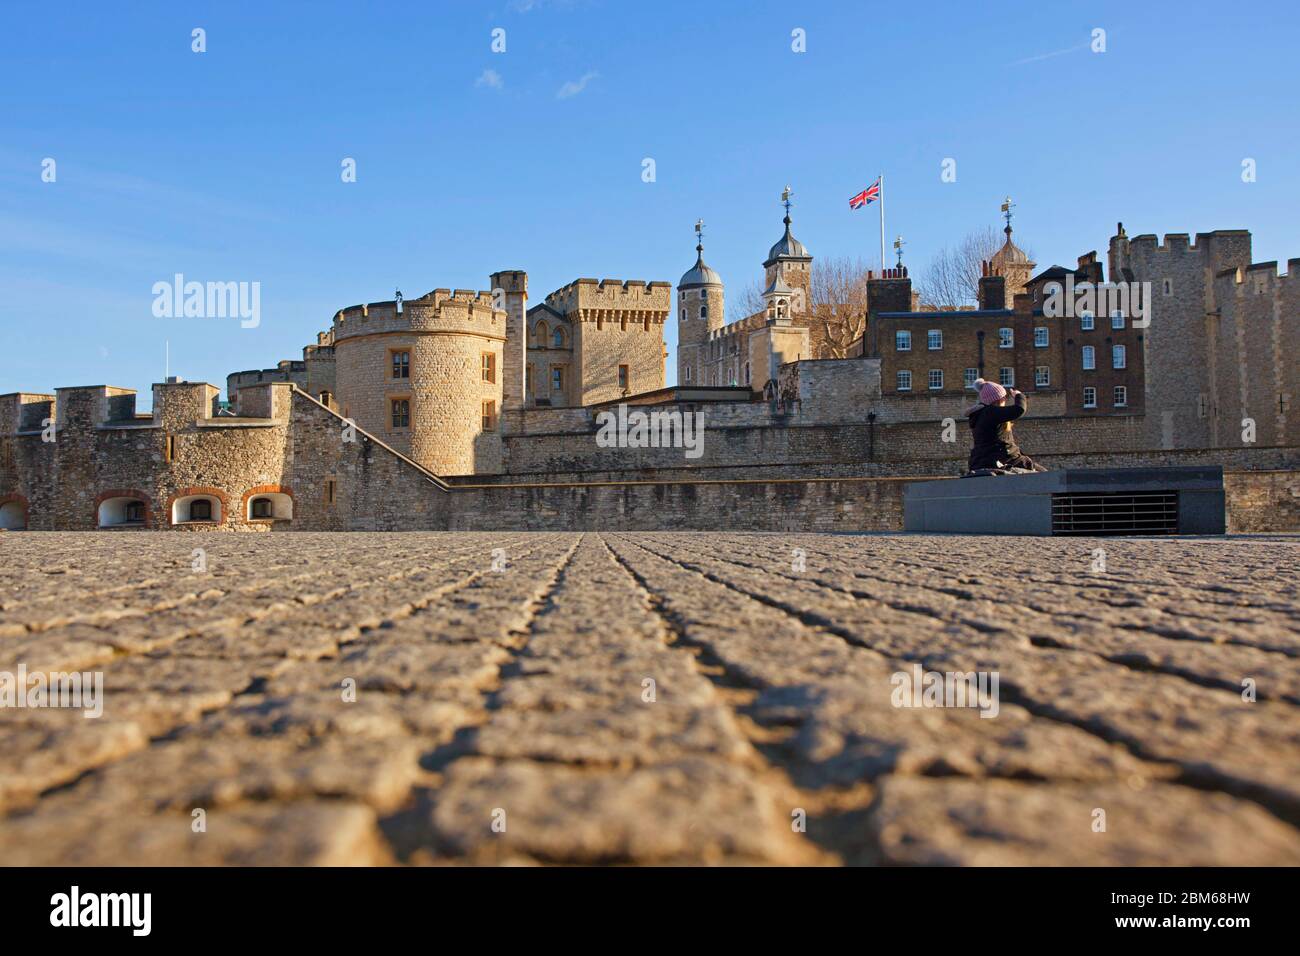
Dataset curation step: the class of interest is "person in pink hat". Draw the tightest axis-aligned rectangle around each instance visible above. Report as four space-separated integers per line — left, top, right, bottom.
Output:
964 378 1046 473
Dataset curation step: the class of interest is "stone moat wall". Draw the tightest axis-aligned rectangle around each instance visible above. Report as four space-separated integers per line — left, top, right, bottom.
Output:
3 384 1297 534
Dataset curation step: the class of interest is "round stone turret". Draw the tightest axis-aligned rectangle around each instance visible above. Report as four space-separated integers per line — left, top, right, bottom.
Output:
332 289 506 476
676 228 725 388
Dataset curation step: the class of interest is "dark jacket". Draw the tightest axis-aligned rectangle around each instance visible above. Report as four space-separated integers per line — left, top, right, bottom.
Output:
966 392 1027 470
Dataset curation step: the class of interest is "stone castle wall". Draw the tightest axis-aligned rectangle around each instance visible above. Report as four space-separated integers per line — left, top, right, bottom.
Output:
1213 262 1300 448
1223 469 1300 533
492 396 1154 477
1 382 293 531
439 467 1294 533
5 381 1296 534
445 476 911 533
286 391 451 531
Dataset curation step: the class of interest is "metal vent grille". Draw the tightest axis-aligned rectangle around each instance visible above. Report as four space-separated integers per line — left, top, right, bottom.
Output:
1051 491 1179 535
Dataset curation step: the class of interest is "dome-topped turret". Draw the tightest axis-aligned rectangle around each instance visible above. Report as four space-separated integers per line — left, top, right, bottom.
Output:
991 224 1030 267
764 215 810 266
679 245 722 289
991 197 1034 271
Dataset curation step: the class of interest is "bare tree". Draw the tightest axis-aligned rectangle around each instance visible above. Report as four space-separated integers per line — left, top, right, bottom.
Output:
809 255 871 358
732 258 873 358
735 279 765 320
916 227 1032 310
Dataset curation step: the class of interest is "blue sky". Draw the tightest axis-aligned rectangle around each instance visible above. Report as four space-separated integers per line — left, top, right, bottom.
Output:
2 0 1296 403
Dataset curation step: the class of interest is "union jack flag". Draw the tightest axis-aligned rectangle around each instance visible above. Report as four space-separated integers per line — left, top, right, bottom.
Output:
849 179 881 209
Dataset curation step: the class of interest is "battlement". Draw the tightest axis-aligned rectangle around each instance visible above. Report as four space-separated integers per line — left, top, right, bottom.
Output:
708 323 746 343
543 277 672 318
1215 260 1299 289
150 381 220 426
0 392 56 434
231 380 294 420
53 386 139 428
333 289 506 341
1126 230 1252 254
722 312 770 335
489 270 528 294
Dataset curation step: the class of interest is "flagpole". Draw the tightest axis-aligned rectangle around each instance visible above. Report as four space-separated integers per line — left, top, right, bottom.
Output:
878 173 886 274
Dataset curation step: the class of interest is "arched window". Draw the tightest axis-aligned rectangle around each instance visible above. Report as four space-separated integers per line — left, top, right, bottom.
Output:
535 321 548 347
0 498 27 530
244 491 292 521
171 492 222 525
97 494 149 528
701 305 708 319
553 328 565 348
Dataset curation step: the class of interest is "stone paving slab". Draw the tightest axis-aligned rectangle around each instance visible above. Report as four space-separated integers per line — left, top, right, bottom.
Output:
1 531 1298 866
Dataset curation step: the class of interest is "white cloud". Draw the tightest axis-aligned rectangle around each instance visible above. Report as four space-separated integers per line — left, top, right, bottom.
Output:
557 70 598 100
476 68 504 90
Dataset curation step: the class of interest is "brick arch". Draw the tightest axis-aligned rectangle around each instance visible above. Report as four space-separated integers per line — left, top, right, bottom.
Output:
93 488 153 528
241 484 293 521
0 493 30 530
166 486 231 526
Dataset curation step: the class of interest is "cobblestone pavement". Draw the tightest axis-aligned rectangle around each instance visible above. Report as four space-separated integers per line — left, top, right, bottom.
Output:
1 531 1299 866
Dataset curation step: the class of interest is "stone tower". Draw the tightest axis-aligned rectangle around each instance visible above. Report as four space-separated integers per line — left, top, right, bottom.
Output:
676 221 724 387
1109 223 1254 449
490 270 528 410
762 187 813 315
332 290 506 476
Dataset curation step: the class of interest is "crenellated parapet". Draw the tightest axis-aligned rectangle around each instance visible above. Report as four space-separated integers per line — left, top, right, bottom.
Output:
54 385 140 429
1118 229 1254 284
1126 230 1252 256
150 382 219 428
328 284 509 476
0 392 56 435
1214 259 1300 293
332 290 507 343
544 278 672 323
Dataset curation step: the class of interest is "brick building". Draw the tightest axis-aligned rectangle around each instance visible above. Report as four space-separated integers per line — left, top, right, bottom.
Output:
870 228 1145 421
